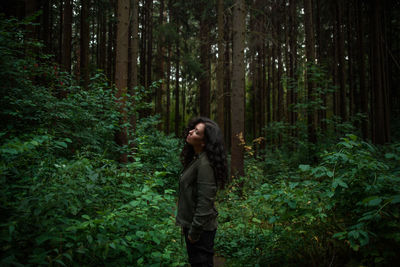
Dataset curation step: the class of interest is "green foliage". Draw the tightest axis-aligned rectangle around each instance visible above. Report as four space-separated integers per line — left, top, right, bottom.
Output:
133 116 182 190
1 154 186 266
216 135 400 266
0 16 186 266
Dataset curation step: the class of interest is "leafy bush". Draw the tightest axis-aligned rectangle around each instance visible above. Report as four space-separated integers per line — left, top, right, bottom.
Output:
216 134 400 266
0 16 186 266
133 116 182 190
1 155 186 266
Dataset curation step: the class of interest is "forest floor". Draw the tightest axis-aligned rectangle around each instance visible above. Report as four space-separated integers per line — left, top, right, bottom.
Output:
214 255 226 266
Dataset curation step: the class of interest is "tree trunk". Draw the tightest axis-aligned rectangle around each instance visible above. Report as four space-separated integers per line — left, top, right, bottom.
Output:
266 42 271 126
139 0 153 118
98 2 107 71
146 0 153 90
336 0 347 121
371 0 390 144
139 1 146 86
199 18 211 117
107 3 115 82
357 0 368 139
271 40 277 123
304 0 317 153
315 0 325 131
129 0 139 143
41 0 51 53
58 0 63 64
61 0 72 72
165 45 171 134
249 8 256 140
288 0 298 131
115 0 130 162
231 0 245 179
155 0 165 126
25 0 38 41
130 0 139 90
332 4 339 118
216 0 225 131
80 0 90 89
224 18 232 151
174 40 180 137
347 1 355 118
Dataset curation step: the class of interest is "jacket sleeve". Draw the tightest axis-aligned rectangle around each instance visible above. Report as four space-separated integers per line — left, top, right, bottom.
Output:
189 162 217 241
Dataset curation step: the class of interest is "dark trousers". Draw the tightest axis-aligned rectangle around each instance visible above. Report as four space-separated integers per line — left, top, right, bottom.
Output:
183 228 216 267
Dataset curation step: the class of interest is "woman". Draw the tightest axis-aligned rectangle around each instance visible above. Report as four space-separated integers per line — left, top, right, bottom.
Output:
176 117 228 267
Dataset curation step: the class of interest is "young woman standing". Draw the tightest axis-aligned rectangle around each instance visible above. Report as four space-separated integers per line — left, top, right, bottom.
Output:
176 117 228 267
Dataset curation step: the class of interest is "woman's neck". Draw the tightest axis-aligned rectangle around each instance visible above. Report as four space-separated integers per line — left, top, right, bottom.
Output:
193 146 204 155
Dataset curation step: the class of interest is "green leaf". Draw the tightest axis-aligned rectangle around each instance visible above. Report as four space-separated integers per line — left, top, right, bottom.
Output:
62 253 73 261
326 171 334 178
36 234 52 245
287 200 297 209
252 217 261 224
289 182 299 189
362 196 382 206
348 134 357 141
55 259 66 266
390 195 400 204
55 141 67 148
263 194 271 200
31 140 39 146
268 216 277 224
332 178 348 189
332 231 346 239
299 164 310 172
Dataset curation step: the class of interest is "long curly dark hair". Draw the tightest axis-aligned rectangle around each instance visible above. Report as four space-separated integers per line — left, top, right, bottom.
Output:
180 117 229 189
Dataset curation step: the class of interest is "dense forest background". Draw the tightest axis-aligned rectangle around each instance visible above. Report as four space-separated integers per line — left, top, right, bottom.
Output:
1 0 400 266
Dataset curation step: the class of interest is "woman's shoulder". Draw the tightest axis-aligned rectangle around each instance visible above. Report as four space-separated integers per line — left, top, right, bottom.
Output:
198 152 211 164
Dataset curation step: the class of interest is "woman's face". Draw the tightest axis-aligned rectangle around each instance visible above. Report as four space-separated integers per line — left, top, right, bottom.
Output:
186 122 205 149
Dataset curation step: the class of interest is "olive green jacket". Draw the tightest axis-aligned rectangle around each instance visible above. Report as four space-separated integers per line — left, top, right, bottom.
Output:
176 152 218 241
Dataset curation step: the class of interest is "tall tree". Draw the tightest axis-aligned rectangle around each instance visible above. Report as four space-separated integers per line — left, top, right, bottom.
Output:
61 0 72 72
335 0 347 121
97 1 107 71
115 0 130 162
41 0 51 53
288 0 298 131
371 0 390 144
146 0 153 90
139 0 153 117
130 0 139 90
80 0 90 89
106 1 117 82
266 42 271 126
165 45 171 134
197 1 211 118
304 0 317 152
155 0 165 124
129 0 139 140
224 13 232 150
174 39 180 136
216 0 225 131
347 1 355 118
25 0 38 41
356 0 368 139
231 0 245 178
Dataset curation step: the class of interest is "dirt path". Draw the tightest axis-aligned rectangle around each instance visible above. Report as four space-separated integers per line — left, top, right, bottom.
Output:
214 255 226 267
